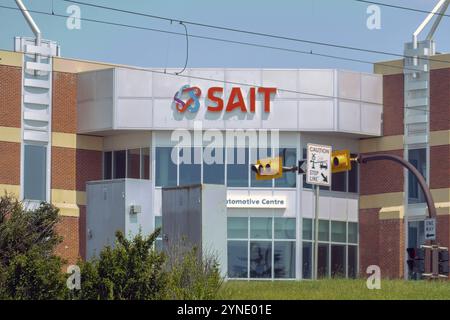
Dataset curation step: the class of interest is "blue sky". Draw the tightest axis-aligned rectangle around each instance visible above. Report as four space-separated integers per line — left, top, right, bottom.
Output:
0 0 449 72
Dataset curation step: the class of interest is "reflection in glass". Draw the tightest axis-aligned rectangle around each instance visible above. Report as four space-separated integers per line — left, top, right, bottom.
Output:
141 147 150 180
302 242 312 279
274 218 296 239
127 148 141 179
179 147 201 185
228 241 248 278
319 220 329 241
113 150 126 179
275 148 297 188
227 148 249 187
318 244 329 278
103 151 112 180
227 217 248 239
250 241 272 278
348 222 358 244
303 218 313 240
331 244 346 278
331 221 347 243
203 147 224 184
274 241 295 278
155 147 177 187
348 245 357 278
250 217 272 239
24 144 47 201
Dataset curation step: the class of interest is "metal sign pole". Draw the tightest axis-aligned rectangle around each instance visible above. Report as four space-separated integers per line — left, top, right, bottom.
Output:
314 184 319 280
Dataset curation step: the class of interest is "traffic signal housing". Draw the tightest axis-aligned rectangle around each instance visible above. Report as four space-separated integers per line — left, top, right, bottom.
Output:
407 247 425 279
438 249 449 275
331 150 353 173
251 157 283 180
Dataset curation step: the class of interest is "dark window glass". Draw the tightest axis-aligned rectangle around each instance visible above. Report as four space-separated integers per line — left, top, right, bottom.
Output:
275 148 297 188
250 217 272 239
302 242 312 279
155 147 177 187
103 151 112 180
141 147 150 180
348 222 358 244
127 149 141 179
348 245 358 278
228 241 248 278
251 148 272 187
24 144 47 201
179 147 201 185
250 241 272 278
318 243 329 278
203 147 224 184
302 218 313 240
348 154 358 193
274 242 296 278
331 172 347 192
331 245 346 278
113 150 126 179
408 148 426 203
227 148 249 187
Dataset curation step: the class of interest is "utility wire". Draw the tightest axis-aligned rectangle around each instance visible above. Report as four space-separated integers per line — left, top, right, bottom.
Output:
0 3 422 73
175 21 189 75
58 0 450 66
355 0 450 18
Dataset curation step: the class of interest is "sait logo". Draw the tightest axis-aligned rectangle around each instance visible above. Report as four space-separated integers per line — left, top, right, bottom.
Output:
173 85 202 113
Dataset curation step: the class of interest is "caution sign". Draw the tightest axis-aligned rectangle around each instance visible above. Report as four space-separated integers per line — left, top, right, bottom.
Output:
306 143 332 187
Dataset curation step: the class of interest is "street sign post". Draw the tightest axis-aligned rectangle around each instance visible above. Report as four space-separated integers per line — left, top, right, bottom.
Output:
425 218 436 241
306 143 332 280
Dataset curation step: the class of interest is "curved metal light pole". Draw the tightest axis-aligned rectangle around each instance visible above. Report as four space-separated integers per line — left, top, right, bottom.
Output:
358 153 436 219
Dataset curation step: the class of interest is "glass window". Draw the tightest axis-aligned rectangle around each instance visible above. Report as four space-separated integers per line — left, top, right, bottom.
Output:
348 245 358 278
103 151 112 180
250 217 272 239
348 154 358 193
275 148 297 188
23 144 47 201
348 222 358 244
331 172 347 192
179 147 201 185
331 221 347 243
227 217 248 239
228 241 248 278
155 147 177 187
227 148 249 187
274 242 295 278
113 150 126 179
408 148 426 203
302 218 313 240
331 245 346 278
203 147 224 185
274 218 296 239
127 149 141 179
250 241 272 278
319 220 329 241
302 242 312 279
408 221 425 248
141 147 150 180
251 148 272 188
318 243 329 278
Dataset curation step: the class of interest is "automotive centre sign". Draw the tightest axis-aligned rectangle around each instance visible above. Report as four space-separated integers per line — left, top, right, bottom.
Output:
173 85 277 113
226 194 287 209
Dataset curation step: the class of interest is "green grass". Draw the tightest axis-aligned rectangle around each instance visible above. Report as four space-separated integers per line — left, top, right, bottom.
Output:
218 279 450 300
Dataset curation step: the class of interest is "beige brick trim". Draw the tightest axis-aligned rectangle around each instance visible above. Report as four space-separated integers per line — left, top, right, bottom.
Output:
431 188 450 203
52 132 103 151
0 126 21 143
51 189 86 206
359 135 403 153
53 56 117 73
374 53 450 75
430 130 450 147
379 206 404 220
360 192 404 209
0 50 22 67
0 184 20 198
54 203 80 217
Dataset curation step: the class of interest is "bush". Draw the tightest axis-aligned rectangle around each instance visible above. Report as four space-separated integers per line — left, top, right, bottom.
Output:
74 229 167 300
164 244 223 300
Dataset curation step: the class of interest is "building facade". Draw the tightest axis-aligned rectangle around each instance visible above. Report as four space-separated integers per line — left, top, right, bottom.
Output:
0 41 448 279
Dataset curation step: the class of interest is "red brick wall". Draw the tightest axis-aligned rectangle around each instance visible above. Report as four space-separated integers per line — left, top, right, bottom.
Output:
52 72 77 133
0 65 21 128
430 68 450 132
55 216 79 266
430 145 450 189
378 219 405 278
359 208 380 274
0 141 20 185
359 149 404 196
75 149 102 192
382 73 404 136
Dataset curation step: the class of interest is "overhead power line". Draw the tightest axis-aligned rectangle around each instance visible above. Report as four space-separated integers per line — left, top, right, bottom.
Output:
355 0 450 18
0 3 422 73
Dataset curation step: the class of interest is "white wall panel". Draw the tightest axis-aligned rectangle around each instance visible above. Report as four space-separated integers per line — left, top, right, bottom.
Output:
116 99 153 129
263 70 298 99
338 71 361 100
338 101 361 132
299 70 334 99
298 100 334 130
262 100 298 129
117 68 152 98
361 103 382 135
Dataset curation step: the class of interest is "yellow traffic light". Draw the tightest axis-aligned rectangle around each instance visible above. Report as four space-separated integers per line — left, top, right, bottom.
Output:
331 150 352 173
251 157 283 180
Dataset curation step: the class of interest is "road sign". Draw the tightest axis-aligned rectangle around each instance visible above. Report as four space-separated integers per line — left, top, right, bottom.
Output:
298 160 307 174
306 143 332 187
425 218 436 241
